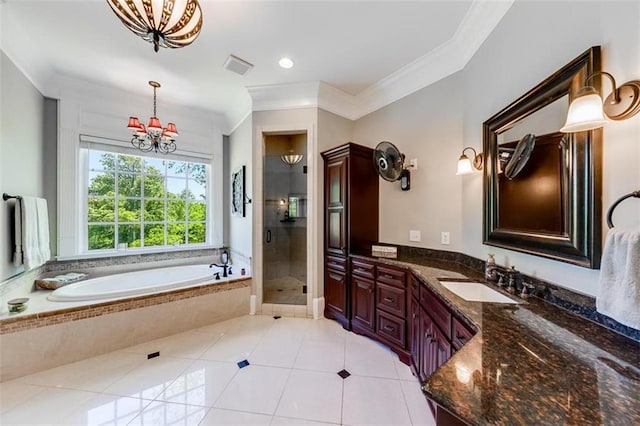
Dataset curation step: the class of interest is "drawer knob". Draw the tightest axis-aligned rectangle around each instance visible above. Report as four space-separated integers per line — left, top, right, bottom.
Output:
384 325 395 332
456 332 467 342
384 297 394 303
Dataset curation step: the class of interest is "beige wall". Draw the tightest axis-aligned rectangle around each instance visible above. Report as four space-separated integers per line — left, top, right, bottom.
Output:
0 51 48 282
353 73 464 251
350 1 640 297
228 115 253 259
460 0 640 296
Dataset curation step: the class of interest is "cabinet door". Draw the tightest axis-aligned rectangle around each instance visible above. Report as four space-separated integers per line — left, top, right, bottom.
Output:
420 312 435 379
326 158 347 256
325 268 347 318
409 296 421 375
421 311 452 379
432 320 452 372
352 275 375 332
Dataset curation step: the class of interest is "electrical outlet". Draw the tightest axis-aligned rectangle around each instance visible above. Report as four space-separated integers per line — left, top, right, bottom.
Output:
409 158 418 170
409 230 421 242
441 231 450 245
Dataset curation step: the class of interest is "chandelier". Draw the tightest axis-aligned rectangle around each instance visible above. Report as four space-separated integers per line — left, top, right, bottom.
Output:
127 81 178 154
107 0 203 53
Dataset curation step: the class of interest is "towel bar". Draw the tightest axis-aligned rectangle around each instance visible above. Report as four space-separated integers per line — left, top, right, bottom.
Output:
606 189 640 228
2 193 22 201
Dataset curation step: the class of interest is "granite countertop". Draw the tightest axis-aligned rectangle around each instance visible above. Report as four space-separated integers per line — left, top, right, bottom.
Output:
351 253 640 426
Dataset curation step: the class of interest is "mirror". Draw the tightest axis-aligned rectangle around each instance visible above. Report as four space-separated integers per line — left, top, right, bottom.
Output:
483 46 603 268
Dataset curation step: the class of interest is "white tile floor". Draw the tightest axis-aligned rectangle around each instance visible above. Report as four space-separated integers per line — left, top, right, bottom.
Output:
0 315 436 426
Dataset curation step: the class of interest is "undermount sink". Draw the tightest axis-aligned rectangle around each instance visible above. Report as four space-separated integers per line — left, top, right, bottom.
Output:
439 281 520 304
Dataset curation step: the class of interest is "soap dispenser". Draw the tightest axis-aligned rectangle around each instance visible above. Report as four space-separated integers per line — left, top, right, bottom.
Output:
485 254 496 281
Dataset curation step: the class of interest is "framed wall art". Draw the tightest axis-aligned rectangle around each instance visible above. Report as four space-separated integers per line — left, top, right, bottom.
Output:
232 165 246 217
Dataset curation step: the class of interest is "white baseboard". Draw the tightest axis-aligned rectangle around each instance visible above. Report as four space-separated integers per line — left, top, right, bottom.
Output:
249 294 257 315
313 297 325 320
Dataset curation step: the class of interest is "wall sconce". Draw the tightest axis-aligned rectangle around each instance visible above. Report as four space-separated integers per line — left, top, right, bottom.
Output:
456 147 483 175
560 71 640 133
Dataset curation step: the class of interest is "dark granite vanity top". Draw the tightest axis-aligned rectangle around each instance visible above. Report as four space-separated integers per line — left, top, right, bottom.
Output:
351 252 640 425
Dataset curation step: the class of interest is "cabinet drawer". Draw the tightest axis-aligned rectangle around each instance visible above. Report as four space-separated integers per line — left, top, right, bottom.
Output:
376 265 406 289
376 282 406 317
326 255 347 272
351 259 375 279
376 310 406 349
420 286 452 337
452 317 475 350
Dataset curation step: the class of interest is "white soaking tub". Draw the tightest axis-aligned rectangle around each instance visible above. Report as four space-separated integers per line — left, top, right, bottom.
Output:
47 264 240 302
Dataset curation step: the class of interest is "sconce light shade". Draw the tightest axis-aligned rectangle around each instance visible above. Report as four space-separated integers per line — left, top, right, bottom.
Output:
456 147 483 176
561 70 640 133
456 155 475 175
560 88 608 133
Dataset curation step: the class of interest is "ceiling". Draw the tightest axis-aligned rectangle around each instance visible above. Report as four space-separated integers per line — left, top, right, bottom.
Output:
1 1 510 131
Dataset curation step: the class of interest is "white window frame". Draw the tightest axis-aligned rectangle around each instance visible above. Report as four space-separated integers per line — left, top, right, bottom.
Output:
78 136 214 256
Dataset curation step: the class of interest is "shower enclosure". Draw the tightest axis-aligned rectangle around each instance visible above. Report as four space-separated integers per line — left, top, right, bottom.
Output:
263 134 307 305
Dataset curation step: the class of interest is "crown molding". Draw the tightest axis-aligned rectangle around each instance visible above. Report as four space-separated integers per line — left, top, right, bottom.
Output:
240 0 514 129
247 81 322 112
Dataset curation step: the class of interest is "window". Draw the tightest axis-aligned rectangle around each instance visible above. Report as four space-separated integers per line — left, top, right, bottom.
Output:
86 149 208 251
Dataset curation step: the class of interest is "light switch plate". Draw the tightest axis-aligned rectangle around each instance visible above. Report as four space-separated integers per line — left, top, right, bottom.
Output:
409 230 421 242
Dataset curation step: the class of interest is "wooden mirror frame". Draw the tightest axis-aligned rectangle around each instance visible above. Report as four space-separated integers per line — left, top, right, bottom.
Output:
483 46 603 268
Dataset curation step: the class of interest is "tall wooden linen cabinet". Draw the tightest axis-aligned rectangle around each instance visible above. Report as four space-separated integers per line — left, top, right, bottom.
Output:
321 142 379 329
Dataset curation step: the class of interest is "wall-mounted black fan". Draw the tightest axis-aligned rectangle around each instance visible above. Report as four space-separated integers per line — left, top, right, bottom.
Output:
373 141 411 190
503 133 536 180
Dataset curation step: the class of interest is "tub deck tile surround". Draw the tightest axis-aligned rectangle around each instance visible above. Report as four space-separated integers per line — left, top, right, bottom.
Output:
0 277 251 335
350 251 640 425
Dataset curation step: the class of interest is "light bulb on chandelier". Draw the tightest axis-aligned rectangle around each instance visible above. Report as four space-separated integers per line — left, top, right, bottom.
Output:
127 81 178 154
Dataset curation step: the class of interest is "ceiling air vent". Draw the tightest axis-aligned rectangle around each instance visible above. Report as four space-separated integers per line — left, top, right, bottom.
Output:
223 55 254 76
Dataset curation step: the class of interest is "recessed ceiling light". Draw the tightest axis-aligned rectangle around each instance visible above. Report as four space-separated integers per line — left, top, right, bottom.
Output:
279 57 294 69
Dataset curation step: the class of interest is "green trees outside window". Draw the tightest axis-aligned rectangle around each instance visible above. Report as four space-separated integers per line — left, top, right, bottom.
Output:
87 150 208 250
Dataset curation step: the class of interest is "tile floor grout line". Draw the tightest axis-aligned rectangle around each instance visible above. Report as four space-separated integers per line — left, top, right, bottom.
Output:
398 377 420 426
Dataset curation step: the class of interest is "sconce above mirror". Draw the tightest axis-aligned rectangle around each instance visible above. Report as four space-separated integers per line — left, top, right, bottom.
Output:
483 46 603 268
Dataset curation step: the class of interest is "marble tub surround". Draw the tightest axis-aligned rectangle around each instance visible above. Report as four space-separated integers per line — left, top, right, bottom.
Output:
0 258 250 319
350 252 640 425
0 247 227 307
0 278 251 381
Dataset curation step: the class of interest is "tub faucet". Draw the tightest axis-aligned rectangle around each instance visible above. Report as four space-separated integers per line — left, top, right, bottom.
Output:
209 263 229 277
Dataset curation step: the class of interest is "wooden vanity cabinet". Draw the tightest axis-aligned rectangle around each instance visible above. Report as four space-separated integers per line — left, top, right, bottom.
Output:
322 143 379 329
351 259 376 336
409 273 474 382
375 265 408 360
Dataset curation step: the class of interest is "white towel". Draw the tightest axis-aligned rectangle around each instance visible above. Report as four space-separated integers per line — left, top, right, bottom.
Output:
596 226 640 330
13 199 23 266
16 196 51 271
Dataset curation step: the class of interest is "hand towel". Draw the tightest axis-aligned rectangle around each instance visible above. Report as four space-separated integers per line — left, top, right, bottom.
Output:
13 199 23 266
19 196 51 271
596 226 640 330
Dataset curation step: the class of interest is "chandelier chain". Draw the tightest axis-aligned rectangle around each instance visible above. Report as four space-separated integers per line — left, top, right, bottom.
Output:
153 85 157 117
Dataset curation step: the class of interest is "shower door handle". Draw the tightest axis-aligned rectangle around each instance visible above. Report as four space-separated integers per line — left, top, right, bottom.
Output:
266 229 272 243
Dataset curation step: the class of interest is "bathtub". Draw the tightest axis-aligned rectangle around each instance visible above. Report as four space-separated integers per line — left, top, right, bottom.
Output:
47 264 241 302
